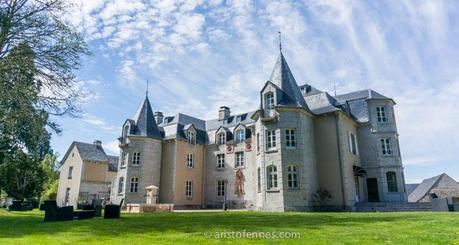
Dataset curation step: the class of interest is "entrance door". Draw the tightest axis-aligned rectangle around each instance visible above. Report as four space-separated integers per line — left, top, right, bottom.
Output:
366 178 380 202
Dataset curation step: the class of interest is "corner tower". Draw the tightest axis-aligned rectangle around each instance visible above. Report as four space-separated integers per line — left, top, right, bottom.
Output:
252 51 318 211
111 94 163 205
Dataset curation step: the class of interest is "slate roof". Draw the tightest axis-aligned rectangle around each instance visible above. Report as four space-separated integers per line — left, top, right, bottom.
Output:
206 111 256 131
408 173 445 202
61 141 118 172
405 184 419 196
131 96 162 140
158 113 207 144
333 89 390 104
269 52 310 111
73 141 109 162
303 91 341 115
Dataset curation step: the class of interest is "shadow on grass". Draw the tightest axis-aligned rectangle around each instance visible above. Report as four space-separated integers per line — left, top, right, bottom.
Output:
0 209 455 239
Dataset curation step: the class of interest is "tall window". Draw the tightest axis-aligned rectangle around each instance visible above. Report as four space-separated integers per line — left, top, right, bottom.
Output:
235 152 244 167
287 165 298 188
186 153 194 168
256 133 260 153
217 180 225 197
265 92 274 110
285 129 296 148
266 129 276 150
68 166 73 179
64 188 71 205
267 165 278 190
376 106 387 123
121 152 128 167
257 167 261 193
218 132 226 145
348 132 358 155
236 129 245 143
132 152 141 165
118 177 124 194
188 131 195 144
381 138 392 156
386 172 398 192
130 177 139 193
217 154 225 169
186 180 193 198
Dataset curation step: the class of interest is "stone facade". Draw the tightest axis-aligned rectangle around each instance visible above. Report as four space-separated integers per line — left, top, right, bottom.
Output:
107 51 407 211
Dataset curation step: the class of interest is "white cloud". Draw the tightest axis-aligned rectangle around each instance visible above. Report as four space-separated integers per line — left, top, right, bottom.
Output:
103 140 120 155
81 113 117 131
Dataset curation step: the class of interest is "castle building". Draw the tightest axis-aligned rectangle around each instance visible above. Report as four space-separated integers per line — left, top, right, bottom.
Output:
109 51 407 211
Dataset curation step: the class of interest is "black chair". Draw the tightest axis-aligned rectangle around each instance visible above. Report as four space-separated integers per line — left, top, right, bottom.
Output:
7 200 22 211
92 199 102 217
74 210 95 219
104 199 124 219
43 200 74 222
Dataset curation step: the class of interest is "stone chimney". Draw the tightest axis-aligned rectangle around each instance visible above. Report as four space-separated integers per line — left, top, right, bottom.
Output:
154 111 164 124
218 106 230 121
93 140 102 147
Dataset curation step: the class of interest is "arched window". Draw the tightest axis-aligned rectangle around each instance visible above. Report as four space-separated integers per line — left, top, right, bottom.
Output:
235 129 245 143
118 177 124 194
267 165 278 190
130 177 139 193
265 92 275 110
386 171 398 192
287 165 298 188
218 132 226 145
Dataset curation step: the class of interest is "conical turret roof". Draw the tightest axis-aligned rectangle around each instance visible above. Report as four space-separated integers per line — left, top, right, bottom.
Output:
269 52 309 109
132 96 162 140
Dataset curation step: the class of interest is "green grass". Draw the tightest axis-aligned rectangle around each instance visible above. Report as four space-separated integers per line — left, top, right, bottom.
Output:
0 209 458 244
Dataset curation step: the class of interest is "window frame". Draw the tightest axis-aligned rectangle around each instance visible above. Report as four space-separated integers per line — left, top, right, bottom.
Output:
381 138 393 156
386 171 398 192
285 129 296 149
266 129 277 151
265 92 275 110
186 153 194 168
287 165 299 189
187 130 196 145
68 166 73 179
217 154 225 169
235 151 244 167
64 188 71 206
130 177 139 193
217 180 226 197
185 180 193 198
235 129 245 143
217 132 226 145
348 132 359 155
267 165 278 190
132 152 141 166
376 106 388 123
257 167 261 193
118 177 124 195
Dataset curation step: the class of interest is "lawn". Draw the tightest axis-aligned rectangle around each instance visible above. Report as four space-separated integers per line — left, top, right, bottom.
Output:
0 209 458 244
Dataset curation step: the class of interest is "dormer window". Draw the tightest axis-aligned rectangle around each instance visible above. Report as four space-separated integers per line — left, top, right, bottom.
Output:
265 92 275 110
218 132 226 145
235 129 245 143
187 131 196 144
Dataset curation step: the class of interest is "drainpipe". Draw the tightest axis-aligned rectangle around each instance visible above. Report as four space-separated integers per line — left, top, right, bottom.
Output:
334 113 346 210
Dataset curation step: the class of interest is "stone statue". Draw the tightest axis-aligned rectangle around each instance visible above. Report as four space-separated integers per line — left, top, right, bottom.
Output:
234 169 245 198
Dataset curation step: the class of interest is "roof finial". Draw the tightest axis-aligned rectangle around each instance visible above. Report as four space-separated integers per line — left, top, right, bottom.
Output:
278 31 282 52
146 80 149 98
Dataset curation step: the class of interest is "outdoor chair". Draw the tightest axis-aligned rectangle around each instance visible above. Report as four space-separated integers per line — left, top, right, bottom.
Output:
7 200 22 211
104 199 124 219
74 210 95 219
43 200 74 221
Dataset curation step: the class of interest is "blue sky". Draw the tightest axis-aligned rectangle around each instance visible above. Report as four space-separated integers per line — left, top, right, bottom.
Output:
53 0 459 183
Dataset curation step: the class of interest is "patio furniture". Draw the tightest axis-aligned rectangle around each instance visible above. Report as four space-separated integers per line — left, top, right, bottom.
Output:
104 199 124 219
74 210 95 219
43 200 74 221
7 200 22 211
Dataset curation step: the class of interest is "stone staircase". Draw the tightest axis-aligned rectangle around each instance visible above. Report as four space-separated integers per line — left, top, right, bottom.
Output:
356 202 432 212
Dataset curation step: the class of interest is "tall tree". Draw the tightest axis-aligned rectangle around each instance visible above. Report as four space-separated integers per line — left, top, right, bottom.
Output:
0 0 89 117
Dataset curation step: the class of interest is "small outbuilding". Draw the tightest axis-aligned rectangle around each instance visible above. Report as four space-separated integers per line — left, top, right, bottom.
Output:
408 173 459 203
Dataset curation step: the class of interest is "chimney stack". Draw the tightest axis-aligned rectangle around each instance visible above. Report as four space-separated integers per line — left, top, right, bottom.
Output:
154 111 164 124
218 106 230 121
93 140 102 147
